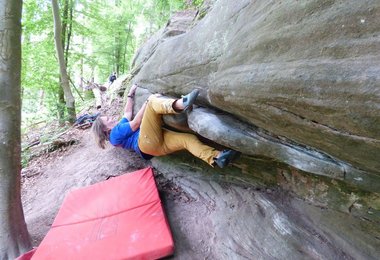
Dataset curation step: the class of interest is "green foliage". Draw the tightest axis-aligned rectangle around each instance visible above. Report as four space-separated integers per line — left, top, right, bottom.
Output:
21 0 189 129
22 0 59 125
193 0 204 7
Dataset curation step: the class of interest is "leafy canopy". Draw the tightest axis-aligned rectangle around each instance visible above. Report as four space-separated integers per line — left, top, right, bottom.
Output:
21 0 198 128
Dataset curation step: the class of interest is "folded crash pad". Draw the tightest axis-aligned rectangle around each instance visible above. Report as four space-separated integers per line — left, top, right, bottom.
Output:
32 167 174 260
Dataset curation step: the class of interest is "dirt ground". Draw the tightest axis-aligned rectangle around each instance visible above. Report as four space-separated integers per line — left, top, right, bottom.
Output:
21 124 224 259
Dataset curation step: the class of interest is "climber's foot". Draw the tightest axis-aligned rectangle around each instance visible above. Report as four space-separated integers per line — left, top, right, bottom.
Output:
182 89 200 111
214 149 240 168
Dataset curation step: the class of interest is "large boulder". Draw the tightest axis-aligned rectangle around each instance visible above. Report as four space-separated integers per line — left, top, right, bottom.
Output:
132 0 380 179
127 1 380 257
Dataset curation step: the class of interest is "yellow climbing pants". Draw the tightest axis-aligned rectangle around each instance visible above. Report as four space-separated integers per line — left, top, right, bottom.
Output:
138 95 220 166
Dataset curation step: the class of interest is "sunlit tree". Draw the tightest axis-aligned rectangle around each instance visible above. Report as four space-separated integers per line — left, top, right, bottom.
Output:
0 0 32 258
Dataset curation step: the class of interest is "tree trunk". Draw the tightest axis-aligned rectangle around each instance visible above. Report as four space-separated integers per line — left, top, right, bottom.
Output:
80 39 84 90
0 0 32 258
122 22 132 73
114 32 121 75
52 0 76 123
62 0 73 66
57 0 71 124
66 0 73 63
38 89 45 112
58 87 65 123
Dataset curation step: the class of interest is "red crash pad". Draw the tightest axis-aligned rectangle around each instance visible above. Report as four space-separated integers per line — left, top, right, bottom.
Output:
32 167 174 260
16 248 37 260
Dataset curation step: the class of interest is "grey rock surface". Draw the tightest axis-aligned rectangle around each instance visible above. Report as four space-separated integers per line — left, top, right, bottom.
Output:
126 1 380 258
132 0 380 179
188 106 380 193
152 155 379 260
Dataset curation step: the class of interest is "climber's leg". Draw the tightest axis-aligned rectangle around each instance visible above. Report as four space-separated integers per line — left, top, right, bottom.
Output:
161 129 220 166
138 95 177 151
138 91 199 154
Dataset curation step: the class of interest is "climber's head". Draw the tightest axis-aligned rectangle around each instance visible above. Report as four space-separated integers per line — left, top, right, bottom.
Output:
91 115 116 149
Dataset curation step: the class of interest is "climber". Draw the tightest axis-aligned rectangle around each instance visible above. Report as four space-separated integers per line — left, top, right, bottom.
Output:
91 84 238 168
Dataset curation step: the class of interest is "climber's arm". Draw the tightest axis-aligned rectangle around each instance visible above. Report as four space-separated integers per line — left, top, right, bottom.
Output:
129 100 147 132
123 84 138 121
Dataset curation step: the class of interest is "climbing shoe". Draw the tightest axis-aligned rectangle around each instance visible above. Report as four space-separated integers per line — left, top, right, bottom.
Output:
182 89 199 112
214 149 239 168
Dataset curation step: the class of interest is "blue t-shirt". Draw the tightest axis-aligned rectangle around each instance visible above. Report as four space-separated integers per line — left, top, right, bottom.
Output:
110 118 149 159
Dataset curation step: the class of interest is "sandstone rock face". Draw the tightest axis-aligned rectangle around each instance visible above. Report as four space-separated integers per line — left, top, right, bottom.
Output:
129 1 380 257
132 0 380 181
151 156 379 259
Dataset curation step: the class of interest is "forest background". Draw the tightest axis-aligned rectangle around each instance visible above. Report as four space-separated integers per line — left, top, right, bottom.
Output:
2 1 203 258
22 0 202 130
